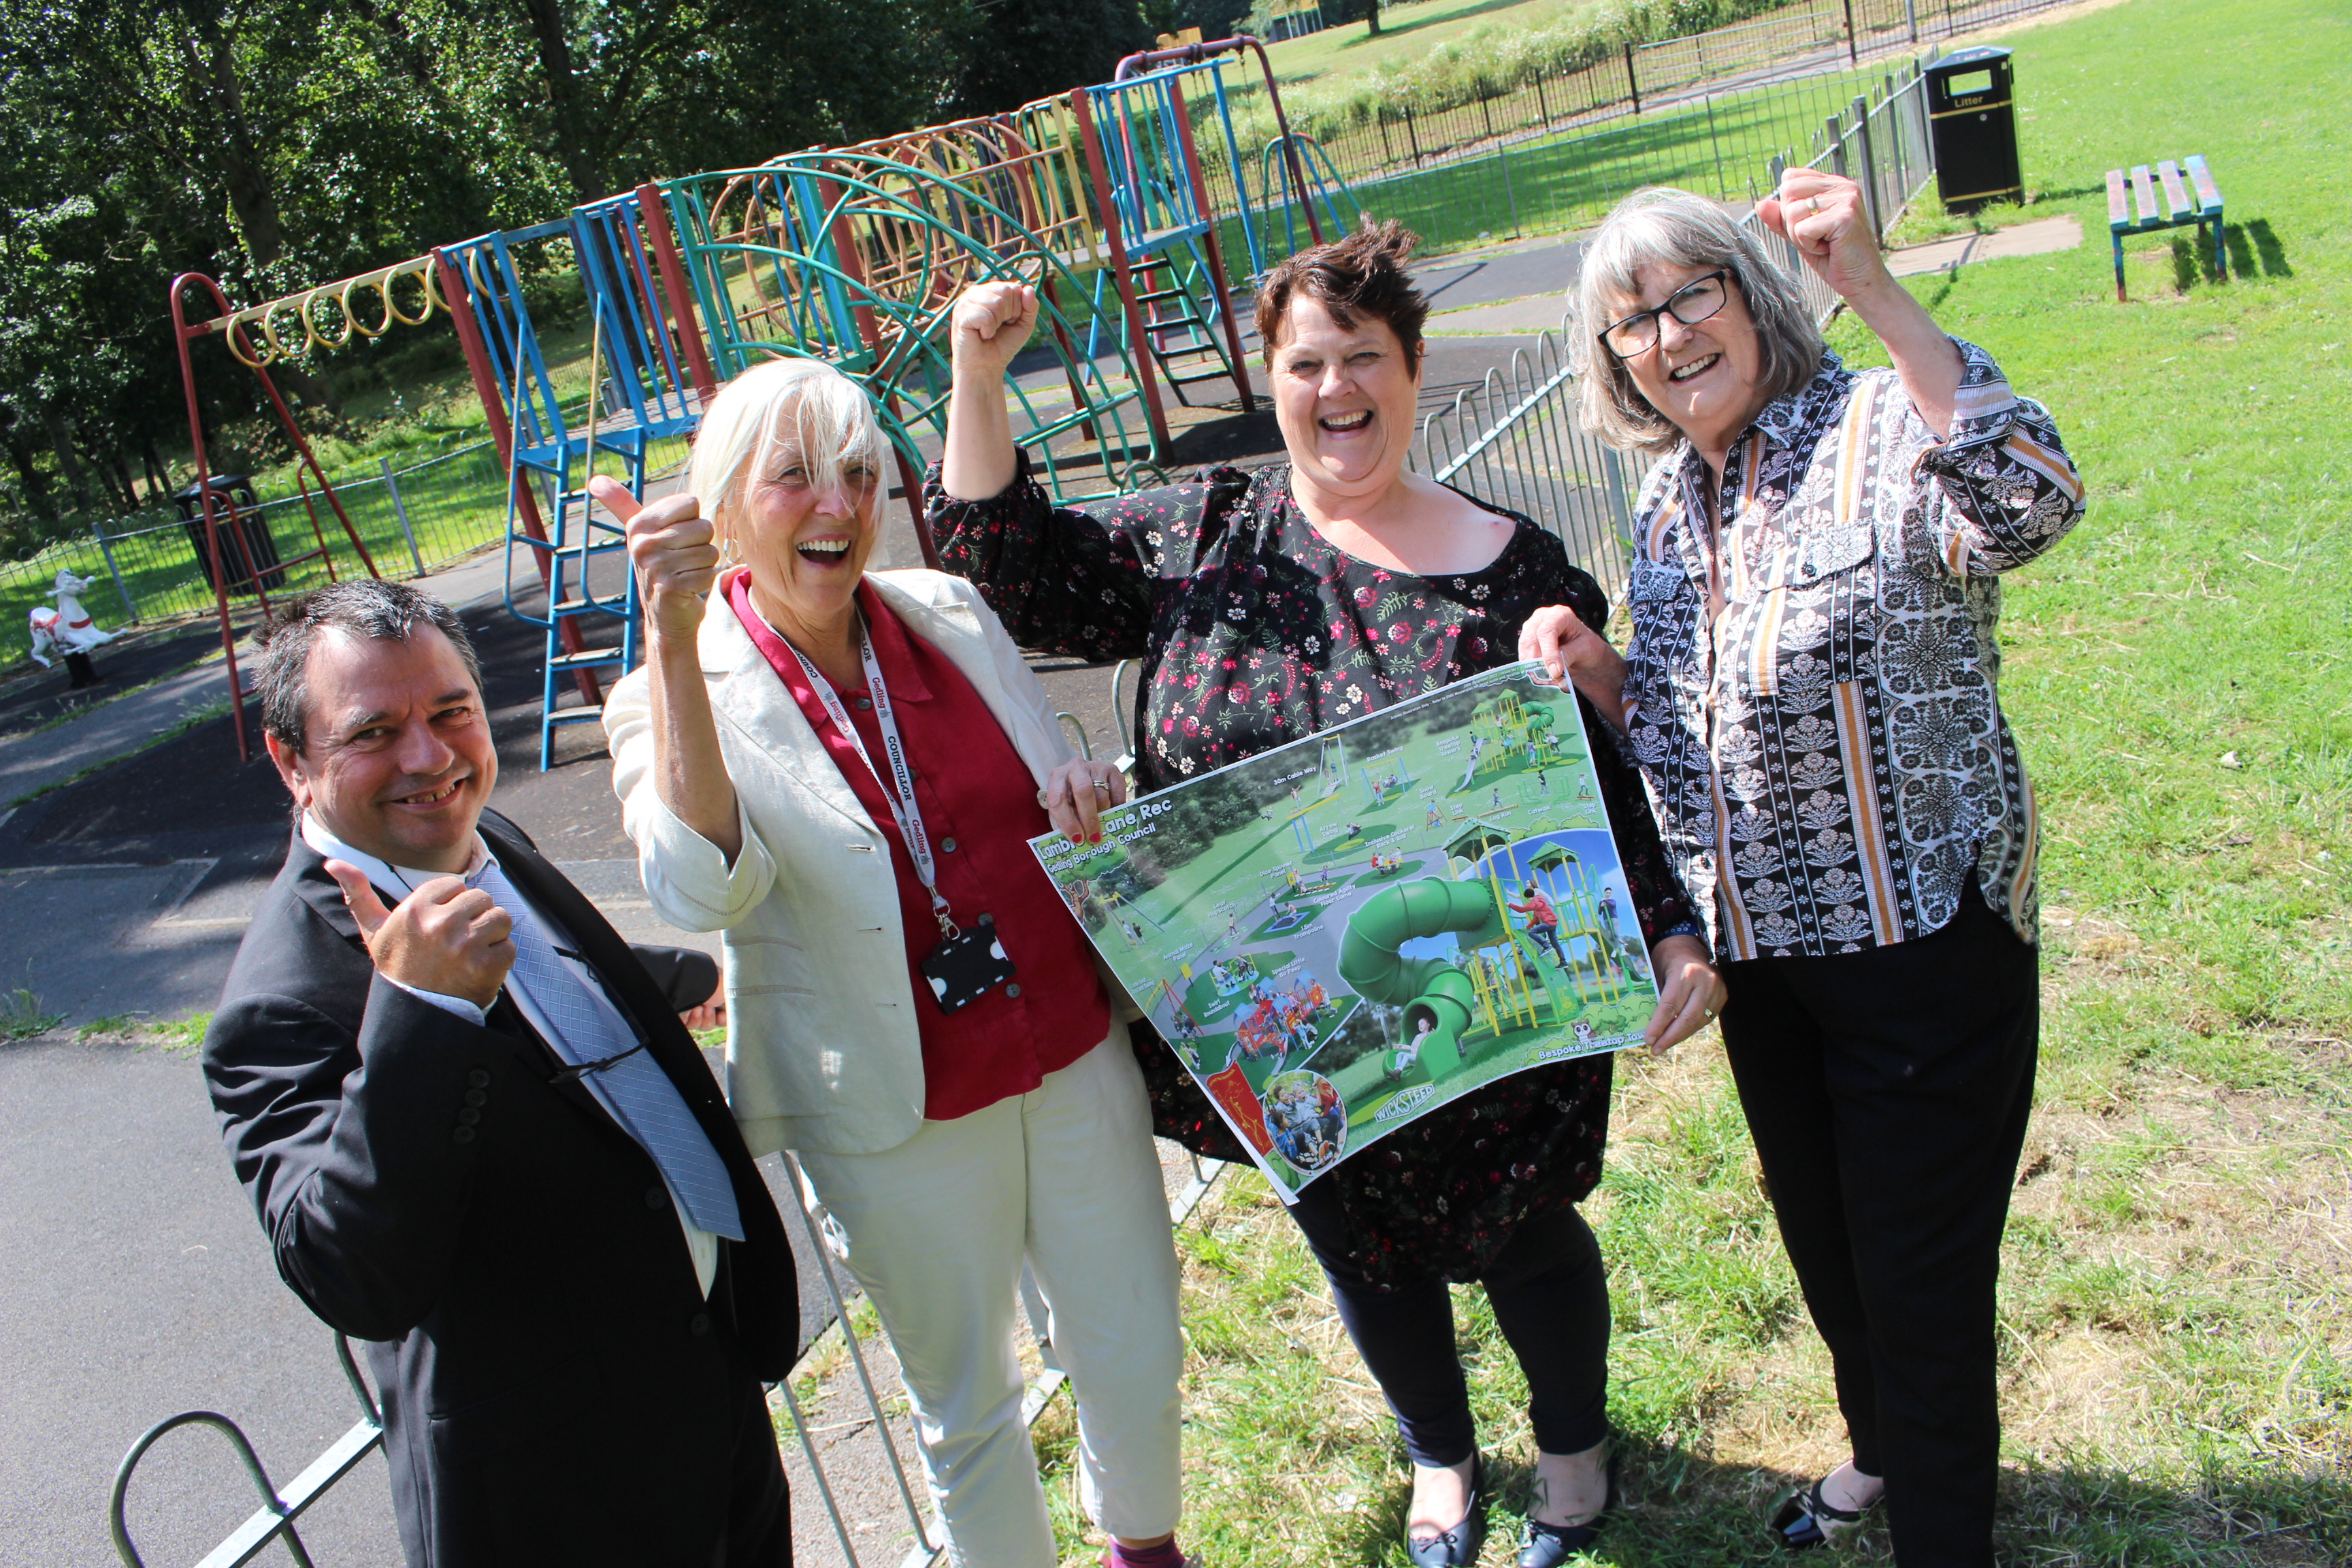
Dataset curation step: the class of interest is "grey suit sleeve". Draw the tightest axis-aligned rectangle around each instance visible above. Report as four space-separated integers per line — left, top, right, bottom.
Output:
204 977 527 1342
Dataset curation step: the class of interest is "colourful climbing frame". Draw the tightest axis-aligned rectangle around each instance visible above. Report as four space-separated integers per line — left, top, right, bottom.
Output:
659 152 1174 551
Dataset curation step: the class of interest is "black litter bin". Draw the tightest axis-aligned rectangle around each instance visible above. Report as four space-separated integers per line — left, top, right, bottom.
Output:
174 475 287 594
1924 46 2022 214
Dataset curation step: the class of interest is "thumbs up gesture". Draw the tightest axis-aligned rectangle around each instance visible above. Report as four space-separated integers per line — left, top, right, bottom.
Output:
590 474 719 645
325 862 517 1010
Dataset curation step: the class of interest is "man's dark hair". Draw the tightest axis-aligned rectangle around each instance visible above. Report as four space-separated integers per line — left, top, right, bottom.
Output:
252 579 483 756
1254 217 1430 375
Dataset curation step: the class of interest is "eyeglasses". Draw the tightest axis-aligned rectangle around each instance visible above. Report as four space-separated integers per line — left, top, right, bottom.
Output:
1599 271 1732 358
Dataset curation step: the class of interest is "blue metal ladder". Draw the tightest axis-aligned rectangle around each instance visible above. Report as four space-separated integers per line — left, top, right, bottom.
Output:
442 193 703 768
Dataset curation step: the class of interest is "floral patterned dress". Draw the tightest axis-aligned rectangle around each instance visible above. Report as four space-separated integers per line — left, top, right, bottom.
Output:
924 457 1696 1285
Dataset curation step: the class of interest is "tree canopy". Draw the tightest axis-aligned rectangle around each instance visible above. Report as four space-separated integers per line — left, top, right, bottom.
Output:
0 0 1145 555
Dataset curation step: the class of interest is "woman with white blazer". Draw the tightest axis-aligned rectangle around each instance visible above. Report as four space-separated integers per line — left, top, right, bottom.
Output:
594 358 1188 1568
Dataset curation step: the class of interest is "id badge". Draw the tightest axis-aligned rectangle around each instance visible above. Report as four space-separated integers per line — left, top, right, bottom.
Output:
919 919 1017 1013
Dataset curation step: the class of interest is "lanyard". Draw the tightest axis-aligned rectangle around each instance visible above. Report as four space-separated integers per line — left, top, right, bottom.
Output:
785 619 959 940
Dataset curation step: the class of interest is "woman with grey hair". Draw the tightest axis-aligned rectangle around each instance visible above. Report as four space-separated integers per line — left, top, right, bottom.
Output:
1539 174 2086 1564
591 356 1191 1568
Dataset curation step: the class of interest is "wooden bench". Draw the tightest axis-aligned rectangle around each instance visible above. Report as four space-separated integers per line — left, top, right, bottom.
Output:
2107 154 2225 301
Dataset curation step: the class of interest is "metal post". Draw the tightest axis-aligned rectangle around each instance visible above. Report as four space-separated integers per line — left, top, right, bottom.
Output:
1826 114 1847 178
1624 42 1641 114
1498 142 1520 235
1705 93 1727 199
1844 0 1859 63
90 519 137 624
1906 0 1918 44
1850 95 1882 240
378 457 426 578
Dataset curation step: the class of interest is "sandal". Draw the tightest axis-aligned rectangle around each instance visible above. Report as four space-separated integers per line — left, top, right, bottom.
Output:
1768 1476 1878 1549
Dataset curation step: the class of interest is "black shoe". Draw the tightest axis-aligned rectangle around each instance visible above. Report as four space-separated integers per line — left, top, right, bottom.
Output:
1405 1454 1486 1568
1516 1451 1618 1568
1768 1477 1876 1549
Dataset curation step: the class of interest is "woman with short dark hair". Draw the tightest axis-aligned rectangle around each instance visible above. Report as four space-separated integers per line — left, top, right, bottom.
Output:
1558 178 2087 1565
929 221 1725 1568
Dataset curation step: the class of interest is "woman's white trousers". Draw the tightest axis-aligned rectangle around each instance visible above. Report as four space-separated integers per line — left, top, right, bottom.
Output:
794 1026 1185 1567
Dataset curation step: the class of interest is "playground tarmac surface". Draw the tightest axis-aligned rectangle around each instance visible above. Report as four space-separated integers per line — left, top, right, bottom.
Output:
0 316 1579 1565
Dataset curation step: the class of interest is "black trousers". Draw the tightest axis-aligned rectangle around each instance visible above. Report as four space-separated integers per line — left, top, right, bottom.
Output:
1720 885 2038 1568
1287 1186 1610 1468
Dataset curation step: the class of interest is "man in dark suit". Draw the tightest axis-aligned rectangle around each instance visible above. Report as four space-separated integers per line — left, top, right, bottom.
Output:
203 579 796 1566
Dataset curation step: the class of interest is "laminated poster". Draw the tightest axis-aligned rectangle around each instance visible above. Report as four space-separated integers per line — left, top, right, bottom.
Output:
1030 661 1659 1200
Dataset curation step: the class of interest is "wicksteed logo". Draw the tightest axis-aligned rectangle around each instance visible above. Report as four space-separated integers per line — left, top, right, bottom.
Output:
1373 1085 1439 1122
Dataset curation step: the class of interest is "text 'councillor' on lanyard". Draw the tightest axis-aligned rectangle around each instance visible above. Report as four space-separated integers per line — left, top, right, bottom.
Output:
786 618 1018 1015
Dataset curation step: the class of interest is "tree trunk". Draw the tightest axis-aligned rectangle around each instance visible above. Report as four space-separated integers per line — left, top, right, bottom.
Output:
272 361 348 423
43 410 92 508
184 22 290 274
5 423 53 517
141 434 173 502
514 0 608 201
107 446 140 511
1365 0 1382 35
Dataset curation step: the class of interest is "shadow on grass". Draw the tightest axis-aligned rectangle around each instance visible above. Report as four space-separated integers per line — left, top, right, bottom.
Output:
1324 1442 2352 1565
2223 218 2293 279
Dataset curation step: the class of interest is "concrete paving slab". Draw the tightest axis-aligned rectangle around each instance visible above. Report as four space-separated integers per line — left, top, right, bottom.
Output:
1886 214 2084 277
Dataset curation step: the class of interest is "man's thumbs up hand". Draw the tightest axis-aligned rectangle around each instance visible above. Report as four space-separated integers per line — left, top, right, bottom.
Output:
325 861 517 1011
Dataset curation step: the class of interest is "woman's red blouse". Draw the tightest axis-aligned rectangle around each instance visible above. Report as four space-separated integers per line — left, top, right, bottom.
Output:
730 574 1109 1122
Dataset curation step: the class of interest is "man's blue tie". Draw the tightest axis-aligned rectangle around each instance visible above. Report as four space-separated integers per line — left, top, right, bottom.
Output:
473 861 743 1242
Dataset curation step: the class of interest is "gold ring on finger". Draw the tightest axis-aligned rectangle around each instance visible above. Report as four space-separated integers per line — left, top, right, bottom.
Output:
1093 779 1113 797
1807 195 1822 216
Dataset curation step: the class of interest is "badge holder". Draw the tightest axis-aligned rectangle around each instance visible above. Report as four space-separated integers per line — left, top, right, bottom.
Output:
919 911 1017 1014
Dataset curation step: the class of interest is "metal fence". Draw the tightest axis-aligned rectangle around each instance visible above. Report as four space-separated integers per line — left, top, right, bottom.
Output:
1412 318 1639 595
1 419 691 664
1410 61 1938 599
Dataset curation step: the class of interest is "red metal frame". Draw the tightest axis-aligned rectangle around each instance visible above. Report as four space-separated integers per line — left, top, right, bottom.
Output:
168 272 385 764
635 182 721 402
1069 90 1175 453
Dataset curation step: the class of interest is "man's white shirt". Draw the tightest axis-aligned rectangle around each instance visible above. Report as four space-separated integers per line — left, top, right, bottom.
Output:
301 813 719 1296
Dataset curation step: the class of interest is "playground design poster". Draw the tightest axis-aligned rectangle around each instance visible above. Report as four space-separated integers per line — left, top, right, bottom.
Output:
1030 661 1661 1201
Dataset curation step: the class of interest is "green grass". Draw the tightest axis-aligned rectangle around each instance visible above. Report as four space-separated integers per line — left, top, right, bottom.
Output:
1037 0 2352 1560
67 1010 213 1051
0 981 64 1041
1252 0 1614 99
1207 59 1909 268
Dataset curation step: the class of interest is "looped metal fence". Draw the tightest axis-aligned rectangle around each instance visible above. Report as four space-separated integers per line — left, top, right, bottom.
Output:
1411 316 1639 598
110 1336 383 1568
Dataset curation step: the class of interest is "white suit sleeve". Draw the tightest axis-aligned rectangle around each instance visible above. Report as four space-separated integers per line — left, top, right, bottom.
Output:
604 664 778 932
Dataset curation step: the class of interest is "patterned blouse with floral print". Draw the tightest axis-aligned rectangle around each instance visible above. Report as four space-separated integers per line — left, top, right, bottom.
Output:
1618 340 2086 962
924 457 1697 1286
